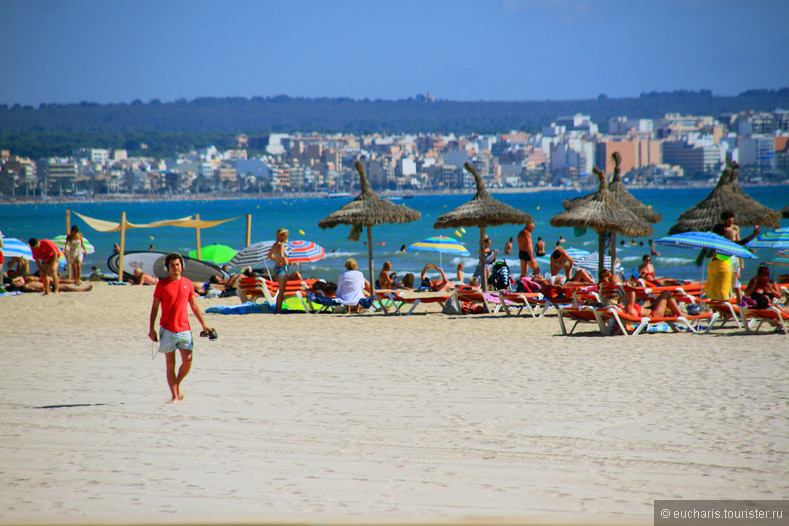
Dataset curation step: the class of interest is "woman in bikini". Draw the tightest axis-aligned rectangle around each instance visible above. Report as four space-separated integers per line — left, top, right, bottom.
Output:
65 225 88 284
267 228 290 313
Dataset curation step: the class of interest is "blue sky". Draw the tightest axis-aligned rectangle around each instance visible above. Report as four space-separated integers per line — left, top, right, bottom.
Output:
2 0 788 106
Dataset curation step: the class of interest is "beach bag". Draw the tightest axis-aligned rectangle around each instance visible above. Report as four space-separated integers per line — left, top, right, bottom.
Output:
442 295 463 315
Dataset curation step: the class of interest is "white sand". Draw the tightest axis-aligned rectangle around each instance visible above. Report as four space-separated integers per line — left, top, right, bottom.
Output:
1 283 788 524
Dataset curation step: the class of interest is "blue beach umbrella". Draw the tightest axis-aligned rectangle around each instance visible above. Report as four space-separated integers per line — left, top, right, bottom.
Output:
656 231 756 295
655 231 757 259
746 226 789 250
408 235 470 267
1 236 34 260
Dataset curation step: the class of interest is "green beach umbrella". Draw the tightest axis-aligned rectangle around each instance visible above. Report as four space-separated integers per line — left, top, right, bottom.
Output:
188 243 237 264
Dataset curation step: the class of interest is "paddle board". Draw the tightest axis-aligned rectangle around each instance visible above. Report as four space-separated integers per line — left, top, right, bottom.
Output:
107 251 230 282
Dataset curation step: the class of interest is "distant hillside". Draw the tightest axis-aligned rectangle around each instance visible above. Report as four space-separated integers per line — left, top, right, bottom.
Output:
1 89 788 158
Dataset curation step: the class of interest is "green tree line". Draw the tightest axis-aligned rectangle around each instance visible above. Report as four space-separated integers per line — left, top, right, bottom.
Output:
1 89 788 158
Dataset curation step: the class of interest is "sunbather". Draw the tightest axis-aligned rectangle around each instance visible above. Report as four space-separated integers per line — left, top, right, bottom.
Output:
619 290 683 319
743 265 782 309
420 263 456 292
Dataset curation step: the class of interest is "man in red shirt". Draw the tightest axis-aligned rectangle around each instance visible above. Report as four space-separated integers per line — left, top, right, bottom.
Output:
148 253 213 402
28 238 61 295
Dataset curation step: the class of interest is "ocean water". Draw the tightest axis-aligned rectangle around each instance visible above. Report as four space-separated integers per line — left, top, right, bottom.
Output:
1 186 787 282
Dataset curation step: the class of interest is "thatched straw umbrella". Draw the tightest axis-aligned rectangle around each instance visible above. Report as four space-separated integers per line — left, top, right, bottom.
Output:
318 160 421 297
563 153 662 223
667 160 781 235
433 162 533 290
551 166 654 275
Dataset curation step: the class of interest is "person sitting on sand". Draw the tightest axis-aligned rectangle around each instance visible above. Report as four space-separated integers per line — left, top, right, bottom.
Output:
420 263 456 292
619 290 683 319
400 273 415 290
132 267 159 286
4 275 93 293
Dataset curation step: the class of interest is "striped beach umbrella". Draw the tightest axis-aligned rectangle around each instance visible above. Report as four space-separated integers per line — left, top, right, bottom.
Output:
1 236 34 260
287 240 325 264
52 234 96 255
746 226 789 250
655 232 756 259
408 235 470 268
228 240 275 269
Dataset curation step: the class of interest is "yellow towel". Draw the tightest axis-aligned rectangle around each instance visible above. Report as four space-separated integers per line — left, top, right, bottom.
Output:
705 257 732 300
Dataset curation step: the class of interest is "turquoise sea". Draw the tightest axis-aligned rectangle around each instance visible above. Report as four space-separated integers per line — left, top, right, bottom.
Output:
1 186 787 282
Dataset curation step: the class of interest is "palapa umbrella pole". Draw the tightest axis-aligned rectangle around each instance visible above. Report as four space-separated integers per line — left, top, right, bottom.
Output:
479 226 488 291
118 211 127 281
367 226 375 298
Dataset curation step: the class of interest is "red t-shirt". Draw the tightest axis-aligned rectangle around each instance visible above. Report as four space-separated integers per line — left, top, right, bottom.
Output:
153 276 195 332
32 239 59 262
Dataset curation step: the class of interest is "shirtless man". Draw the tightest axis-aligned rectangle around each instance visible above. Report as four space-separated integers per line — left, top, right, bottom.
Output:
420 263 455 292
535 237 546 257
517 223 539 278
550 244 573 280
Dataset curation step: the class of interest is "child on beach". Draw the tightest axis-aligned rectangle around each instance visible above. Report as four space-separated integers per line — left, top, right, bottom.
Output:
268 228 290 313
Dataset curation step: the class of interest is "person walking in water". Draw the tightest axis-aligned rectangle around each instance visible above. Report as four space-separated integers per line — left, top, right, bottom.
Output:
148 253 213 402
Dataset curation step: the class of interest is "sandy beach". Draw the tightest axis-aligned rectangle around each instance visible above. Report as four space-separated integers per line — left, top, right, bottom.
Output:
1 283 788 524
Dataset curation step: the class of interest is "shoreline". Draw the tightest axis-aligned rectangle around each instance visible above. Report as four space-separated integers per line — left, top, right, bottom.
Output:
3 182 788 206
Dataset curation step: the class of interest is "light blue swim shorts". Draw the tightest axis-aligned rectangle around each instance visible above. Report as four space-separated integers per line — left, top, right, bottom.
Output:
158 327 194 353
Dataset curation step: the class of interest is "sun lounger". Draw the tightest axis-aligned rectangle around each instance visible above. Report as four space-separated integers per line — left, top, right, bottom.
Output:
741 306 789 335
497 291 539 317
596 306 719 336
454 290 511 314
376 290 452 315
238 276 313 311
702 299 752 329
557 305 607 335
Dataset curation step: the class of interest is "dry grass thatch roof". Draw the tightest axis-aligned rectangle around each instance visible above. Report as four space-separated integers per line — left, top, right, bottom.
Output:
432 163 533 229
550 167 654 237
667 161 781 235
563 158 662 224
318 161 421 229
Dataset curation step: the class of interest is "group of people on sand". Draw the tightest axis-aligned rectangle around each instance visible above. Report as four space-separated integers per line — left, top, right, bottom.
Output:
0 226 96 295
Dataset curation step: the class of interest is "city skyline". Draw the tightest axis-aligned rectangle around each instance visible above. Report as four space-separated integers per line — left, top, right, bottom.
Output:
2 0 788 107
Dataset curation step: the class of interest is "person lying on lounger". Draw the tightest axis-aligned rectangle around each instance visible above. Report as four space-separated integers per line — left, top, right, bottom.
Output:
619 290 683 319
420 263 456 292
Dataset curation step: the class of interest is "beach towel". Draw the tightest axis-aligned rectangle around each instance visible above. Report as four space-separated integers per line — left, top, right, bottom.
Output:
205 302 274 315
